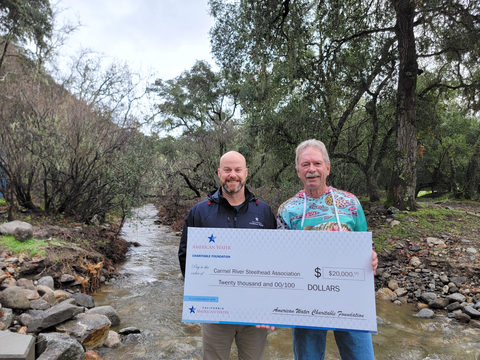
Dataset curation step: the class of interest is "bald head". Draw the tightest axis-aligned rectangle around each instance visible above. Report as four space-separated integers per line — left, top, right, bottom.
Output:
218 151 248 198
219 151 246 168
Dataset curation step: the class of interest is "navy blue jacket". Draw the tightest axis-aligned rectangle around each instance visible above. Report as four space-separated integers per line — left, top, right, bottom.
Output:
178 187 276 276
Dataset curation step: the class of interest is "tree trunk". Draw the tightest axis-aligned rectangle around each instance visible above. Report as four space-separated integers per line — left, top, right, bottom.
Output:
390 0 418 211
464 134 480 199
365 170 380 202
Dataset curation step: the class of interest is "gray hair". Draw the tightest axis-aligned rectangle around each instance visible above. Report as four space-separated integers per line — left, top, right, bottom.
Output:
295 139 330 169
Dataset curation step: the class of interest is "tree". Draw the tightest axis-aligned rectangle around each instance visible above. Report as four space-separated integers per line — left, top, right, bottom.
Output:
149 60 242 196
0 0 53 70
150 60 240 158
209 0 480 207
209 0 398 199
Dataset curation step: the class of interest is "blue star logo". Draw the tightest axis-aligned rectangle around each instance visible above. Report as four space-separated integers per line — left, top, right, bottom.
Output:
208 234 216 243
189 306 196 313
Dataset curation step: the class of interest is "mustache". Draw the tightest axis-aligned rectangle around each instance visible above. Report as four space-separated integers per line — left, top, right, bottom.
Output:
306 172 321 178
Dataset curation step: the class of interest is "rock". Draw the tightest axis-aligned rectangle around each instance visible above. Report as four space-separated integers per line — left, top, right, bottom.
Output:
70 292 95 308
466 248 477 254
409 256 421 267
42 291 58 306
0 307 13 327
27 298 84 333
410 245 421 251
87 305 121 326
56 313 111 350
420 292 437 303
429 298 450 309
388 207 400 215
447 293 466 303
37 276 55 290
0 286 31 309
18 313 34 327
417 308 435 318
388 279 399 291
455 312 471 323
470 319 480 328
16 278 35 289
5 257 18 264
446 302 462 311
60 274 76 283
1 277 16 286
54 290 71 302
85 350 105 360
29 298 51 310
0 221 33 235
450 276 467 288
417 303 429 310
394 288 408 297
36 332 85 360
103 330 121 348
463 306 480 319
36 284 54 296
14 227 34 242
376 288 395 301
390 220 400 227
22 288 40 300
118 326 141 335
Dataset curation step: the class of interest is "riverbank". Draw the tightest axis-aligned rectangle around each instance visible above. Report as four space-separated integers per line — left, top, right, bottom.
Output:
155 195 480 323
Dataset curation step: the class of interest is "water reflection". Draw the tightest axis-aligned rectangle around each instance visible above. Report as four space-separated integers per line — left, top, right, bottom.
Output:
93 204 480 360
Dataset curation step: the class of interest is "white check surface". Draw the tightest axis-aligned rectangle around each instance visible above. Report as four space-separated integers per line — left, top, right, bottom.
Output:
182 228 377 333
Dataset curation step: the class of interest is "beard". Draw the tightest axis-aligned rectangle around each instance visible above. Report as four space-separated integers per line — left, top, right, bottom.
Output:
222 180 244 194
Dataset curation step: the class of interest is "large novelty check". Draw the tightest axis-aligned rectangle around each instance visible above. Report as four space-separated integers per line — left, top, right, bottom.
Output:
182 228 377 333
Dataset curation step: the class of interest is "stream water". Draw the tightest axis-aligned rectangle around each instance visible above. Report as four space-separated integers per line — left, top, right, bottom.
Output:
94 204 480 360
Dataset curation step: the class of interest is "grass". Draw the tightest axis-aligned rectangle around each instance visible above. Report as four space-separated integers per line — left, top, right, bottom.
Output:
0 235 65 257
371 201 479 251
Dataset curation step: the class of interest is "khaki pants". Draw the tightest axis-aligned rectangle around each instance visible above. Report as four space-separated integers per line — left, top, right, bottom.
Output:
202 323 268 360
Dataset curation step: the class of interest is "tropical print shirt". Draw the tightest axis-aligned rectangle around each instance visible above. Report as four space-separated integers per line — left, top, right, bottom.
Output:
277 186 368 232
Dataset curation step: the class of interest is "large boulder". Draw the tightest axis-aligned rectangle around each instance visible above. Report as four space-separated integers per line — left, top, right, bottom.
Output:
36 332 84 360
0 221 33 236
56 313 111 350
0 286 31 309
27 298 84 333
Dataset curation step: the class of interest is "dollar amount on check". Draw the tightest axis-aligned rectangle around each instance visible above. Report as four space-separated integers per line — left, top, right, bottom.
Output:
182 228 377 333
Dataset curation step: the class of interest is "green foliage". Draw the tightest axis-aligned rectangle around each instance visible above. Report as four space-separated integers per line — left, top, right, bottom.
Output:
0 0 53 46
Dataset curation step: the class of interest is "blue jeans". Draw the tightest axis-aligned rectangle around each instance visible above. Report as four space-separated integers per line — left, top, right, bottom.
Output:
292 328 374 360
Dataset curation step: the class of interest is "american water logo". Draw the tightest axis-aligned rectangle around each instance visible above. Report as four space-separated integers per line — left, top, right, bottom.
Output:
191 233 232 251
196 306 229 315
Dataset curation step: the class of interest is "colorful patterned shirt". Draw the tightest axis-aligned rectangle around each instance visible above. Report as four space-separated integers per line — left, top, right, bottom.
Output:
277 187 367 232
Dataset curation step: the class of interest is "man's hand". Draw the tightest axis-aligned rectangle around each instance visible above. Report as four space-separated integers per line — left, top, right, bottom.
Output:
255 325 275 331
372 250 378 275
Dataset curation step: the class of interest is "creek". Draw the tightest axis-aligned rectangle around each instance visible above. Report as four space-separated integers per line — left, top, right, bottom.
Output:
94 204 480 360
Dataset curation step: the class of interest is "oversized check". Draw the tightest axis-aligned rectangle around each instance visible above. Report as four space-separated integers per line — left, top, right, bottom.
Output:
182 228 377 333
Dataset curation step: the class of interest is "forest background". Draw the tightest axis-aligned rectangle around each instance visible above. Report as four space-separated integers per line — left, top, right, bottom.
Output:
1 0 480 233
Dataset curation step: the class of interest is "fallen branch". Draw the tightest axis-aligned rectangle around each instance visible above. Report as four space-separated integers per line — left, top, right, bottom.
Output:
466 212 480 218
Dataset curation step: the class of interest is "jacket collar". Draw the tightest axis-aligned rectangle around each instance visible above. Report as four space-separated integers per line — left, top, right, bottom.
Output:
208 186 256 205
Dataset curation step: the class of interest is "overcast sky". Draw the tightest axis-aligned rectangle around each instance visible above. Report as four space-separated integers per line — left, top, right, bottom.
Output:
56 0 216 81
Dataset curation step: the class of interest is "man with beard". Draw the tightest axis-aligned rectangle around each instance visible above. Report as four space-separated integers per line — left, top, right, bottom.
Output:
277 139 377 360
178 150 276 360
